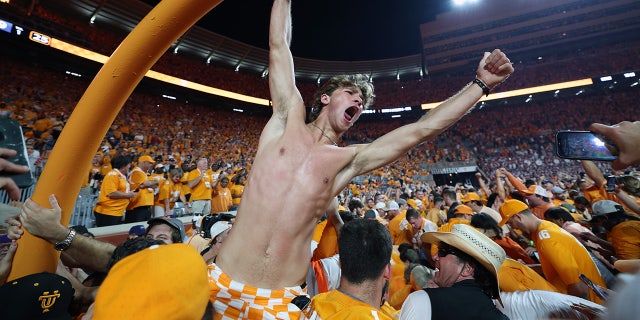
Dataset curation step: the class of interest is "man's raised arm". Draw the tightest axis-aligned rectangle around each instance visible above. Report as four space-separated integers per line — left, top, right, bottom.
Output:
16 195 115 272
267 0 304 123
343 49 514 177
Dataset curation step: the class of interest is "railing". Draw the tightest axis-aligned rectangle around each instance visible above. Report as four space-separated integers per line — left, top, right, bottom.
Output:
0 185 98 228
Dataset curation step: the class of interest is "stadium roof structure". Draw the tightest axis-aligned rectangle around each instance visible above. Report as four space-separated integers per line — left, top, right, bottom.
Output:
29 0 640 82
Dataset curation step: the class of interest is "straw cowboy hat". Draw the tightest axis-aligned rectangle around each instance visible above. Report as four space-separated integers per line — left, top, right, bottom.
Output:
421 224 506 297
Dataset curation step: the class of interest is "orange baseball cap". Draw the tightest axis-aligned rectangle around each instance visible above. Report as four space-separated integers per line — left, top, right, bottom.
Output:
138 155 155 163
498 199 529 226
454 204 474 215
92 244 209 319
462 192 481 203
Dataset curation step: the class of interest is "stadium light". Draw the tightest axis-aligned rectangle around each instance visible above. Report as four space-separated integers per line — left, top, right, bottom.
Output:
65 71 82 78
453 0 479 6
624 72 636 78
600 76 612 82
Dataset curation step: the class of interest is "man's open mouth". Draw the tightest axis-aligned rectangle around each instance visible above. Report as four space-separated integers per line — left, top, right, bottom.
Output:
345 106 358 121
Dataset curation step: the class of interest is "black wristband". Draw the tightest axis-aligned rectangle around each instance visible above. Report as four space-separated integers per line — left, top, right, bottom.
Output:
473 78 491 97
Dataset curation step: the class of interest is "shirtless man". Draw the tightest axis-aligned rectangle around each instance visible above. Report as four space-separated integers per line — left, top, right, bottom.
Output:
12 0 513 317
210 0 514 317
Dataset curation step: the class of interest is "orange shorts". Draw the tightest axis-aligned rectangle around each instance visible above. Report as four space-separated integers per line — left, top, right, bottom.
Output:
208 263 306 319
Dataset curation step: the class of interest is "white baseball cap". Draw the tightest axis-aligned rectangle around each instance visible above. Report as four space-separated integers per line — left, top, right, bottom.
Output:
210 221 232 239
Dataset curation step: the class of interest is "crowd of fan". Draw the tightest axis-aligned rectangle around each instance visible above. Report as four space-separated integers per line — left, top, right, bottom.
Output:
3 2 639 108
1 48 636 189
1 3 639 320
0 2 637 196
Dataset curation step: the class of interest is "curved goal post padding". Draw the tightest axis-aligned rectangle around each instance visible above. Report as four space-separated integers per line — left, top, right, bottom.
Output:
9 0 224 280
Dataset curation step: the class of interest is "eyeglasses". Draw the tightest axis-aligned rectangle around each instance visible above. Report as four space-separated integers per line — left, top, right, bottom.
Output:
437 247 459 258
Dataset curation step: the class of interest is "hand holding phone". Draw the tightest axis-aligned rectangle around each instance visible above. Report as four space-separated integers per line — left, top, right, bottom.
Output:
0 119 35 193
579 274 611 301
589 121 640 170
0 158 29 201
555 131 619 161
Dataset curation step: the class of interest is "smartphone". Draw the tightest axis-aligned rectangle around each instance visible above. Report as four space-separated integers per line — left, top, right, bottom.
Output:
0 118 35 188
555 131 618 161
605 175 617 193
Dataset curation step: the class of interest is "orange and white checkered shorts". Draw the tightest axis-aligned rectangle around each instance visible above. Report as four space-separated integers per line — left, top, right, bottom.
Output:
208 263 306 319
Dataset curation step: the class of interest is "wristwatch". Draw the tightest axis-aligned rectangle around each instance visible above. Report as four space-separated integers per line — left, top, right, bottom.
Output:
54 229 76 251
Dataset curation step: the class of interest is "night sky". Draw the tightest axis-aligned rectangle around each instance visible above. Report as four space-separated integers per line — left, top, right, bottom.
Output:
143 0 452 61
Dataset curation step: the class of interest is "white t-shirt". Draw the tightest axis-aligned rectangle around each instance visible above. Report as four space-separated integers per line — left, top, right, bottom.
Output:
305 254 341 297
399 290 432 320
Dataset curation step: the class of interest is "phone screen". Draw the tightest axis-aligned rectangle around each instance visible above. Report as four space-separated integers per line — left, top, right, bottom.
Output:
606 175 617 193
555 131 618 161
0 118 35 188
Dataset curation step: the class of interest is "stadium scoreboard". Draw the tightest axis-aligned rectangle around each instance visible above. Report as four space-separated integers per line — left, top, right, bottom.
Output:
0 16 51 46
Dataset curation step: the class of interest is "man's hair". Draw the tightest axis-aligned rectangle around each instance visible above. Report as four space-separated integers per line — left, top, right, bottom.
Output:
348 198 364 212
509 190 526 202
197 157 208 166
111 155 132 169
573 196 590 206
338 219 392 284
524 179 536 188
106 237 165 270
169 167 184 178
338 210 358 223
441 189 456 201
470 213 503 239
544 206 575 222
405 208 421 221
310 74 375 121
230 172 245 184
486 193 499 208
397 242 414 255
601 209 640 230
